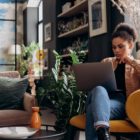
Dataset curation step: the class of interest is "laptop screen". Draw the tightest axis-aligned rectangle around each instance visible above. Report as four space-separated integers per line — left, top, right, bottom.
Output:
72 62 117 91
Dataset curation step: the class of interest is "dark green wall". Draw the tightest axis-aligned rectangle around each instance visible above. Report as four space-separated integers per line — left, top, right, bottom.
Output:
43 0 57 69
43 0 124 67
88 0 124 62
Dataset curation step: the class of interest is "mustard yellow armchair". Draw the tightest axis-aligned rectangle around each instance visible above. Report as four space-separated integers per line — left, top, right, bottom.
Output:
70 89 140 140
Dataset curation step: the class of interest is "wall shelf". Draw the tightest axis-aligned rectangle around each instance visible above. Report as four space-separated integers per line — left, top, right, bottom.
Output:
58 24 88 38
57 0 88 18
61 50 88 58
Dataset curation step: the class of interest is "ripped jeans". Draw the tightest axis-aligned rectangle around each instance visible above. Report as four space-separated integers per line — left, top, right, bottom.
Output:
86 86 126 140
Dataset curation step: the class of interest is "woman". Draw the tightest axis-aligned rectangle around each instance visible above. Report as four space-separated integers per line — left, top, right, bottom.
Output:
86 23 140 140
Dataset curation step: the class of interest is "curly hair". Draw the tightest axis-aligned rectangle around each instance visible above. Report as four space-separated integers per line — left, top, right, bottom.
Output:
112 23 137 42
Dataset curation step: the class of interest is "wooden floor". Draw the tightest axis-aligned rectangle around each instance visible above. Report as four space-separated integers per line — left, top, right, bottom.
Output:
41 109 132 140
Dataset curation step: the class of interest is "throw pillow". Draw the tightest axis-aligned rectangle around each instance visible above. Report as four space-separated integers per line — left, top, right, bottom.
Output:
0 76 28 109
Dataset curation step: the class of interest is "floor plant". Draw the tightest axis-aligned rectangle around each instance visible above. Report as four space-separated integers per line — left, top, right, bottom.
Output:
36 50 87 131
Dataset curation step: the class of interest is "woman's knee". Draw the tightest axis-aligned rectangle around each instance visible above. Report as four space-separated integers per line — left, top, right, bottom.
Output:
91 86 108 96
86 86 108 105
95 86 107 91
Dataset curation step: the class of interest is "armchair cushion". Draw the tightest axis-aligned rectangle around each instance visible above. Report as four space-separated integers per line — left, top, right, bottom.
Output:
125 89 140 129
0 76 28 109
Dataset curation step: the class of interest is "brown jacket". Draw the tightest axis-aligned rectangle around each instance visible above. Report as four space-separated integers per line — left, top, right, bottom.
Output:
102 57 140 97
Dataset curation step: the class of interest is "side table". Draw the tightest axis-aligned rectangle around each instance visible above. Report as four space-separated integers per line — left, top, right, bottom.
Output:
0 125 66 140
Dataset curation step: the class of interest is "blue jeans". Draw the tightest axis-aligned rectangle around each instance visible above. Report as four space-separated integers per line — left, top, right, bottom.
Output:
86 86 126 140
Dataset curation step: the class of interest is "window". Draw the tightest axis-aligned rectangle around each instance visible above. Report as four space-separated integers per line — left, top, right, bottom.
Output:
0 0 17 71
38 0 43 48
32 0 43 77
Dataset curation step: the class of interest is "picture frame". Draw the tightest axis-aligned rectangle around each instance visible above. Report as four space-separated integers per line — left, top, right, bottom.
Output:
88 0 107 37
44 22 52 42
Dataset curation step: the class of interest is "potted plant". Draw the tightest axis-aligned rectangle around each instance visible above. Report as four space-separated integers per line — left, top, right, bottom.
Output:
36 49 87 131
18 42 39 77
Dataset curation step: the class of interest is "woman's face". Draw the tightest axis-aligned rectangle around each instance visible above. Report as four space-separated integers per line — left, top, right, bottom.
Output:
112 37 133 60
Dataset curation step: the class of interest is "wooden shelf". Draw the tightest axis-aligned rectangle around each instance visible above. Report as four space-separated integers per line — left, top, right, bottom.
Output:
61 50 88 58
57 0 88 18
58 24 88 38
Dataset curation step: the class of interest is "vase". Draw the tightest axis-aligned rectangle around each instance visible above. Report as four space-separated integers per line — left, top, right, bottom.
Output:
30 107 42 129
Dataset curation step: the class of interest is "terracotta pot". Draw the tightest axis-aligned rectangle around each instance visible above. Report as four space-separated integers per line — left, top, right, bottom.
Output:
30 107 42 129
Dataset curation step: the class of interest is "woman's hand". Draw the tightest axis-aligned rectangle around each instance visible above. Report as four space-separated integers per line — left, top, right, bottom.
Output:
118 55 133 65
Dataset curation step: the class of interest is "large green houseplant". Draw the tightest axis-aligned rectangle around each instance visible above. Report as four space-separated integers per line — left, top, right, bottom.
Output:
37 50 87 131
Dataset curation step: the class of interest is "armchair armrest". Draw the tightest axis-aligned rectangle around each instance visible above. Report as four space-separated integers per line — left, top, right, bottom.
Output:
23 93 35 113
125 89 140 129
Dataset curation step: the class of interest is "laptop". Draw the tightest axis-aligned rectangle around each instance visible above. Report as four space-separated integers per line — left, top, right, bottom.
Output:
72 62 117 92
